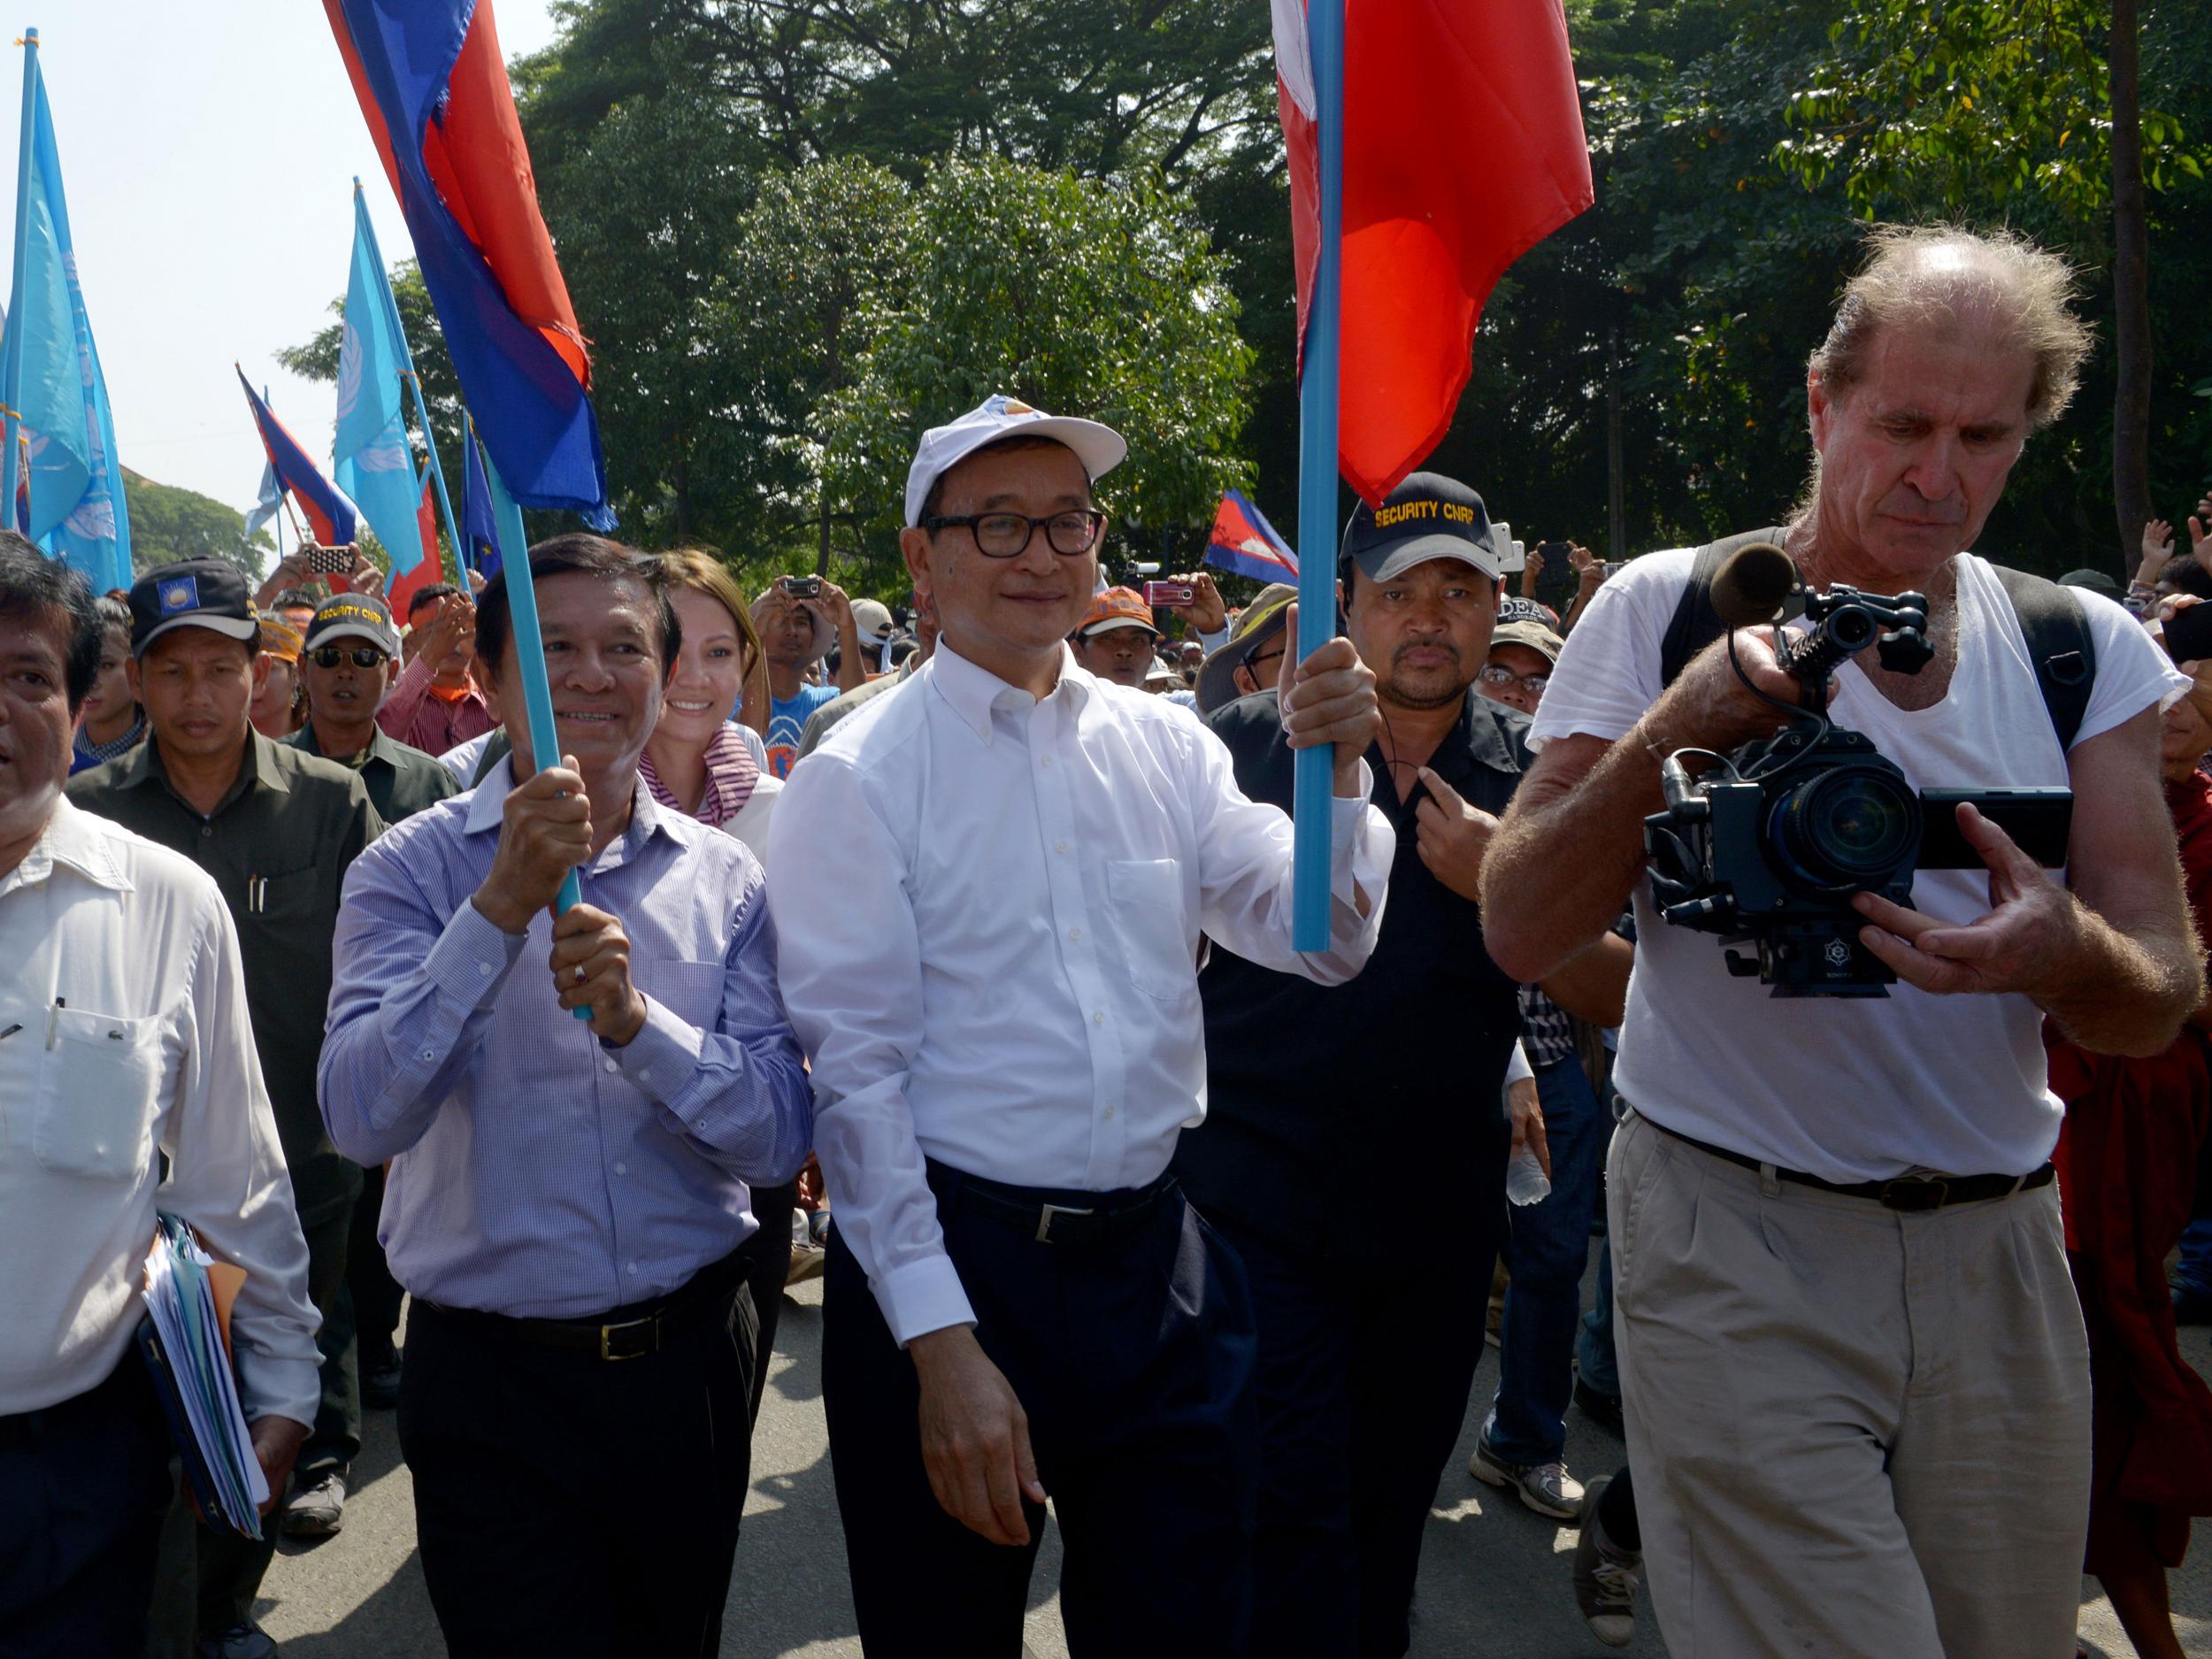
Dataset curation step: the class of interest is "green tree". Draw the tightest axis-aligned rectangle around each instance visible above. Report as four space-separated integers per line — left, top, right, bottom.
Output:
122 470 273 579
816 156 1255 569
705 157 913 570
1777 0 2212 572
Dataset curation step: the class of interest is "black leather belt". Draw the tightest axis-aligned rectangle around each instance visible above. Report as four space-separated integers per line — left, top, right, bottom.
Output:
418 1246 749 1363
926 1159 1179 1246
0 1351 156 1447
1647 1118 2055 1212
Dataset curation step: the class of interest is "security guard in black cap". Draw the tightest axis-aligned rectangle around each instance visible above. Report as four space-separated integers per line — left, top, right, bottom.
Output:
1174 473 1632 1658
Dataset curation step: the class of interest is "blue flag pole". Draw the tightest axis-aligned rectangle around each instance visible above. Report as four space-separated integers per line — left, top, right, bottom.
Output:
354 180 463 576
481 451 590 1018
0 29 37 520
1292 0 1348 952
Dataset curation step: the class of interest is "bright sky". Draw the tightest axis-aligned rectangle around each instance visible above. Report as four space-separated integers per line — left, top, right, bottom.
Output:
2 0 562 517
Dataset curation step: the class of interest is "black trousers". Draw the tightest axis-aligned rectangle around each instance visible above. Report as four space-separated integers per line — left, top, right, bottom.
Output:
191 1202 350 1637
744 1182 796 1426
0 1356 173 1659
1210 1214 1498 1659
396 1270 757 1658
345 1164 405 1374
823 1172 1259 1658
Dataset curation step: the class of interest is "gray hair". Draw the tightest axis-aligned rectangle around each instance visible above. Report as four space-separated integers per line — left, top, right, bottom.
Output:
1809 225 2092 431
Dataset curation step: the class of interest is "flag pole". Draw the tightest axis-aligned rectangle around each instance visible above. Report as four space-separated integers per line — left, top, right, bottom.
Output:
355 180 464 577
265 385 285 567
1 28 38 520
482 449 590 1018
1292 0 1347 952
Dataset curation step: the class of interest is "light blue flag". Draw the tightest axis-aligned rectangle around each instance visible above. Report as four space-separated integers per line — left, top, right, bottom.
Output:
242 461 282 544
332 190 423 574
4 66 129 593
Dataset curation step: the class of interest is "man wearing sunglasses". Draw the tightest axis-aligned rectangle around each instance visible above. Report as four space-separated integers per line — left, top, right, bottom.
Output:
769 394 1394 1655
282 593 458 1540
288 595 461 826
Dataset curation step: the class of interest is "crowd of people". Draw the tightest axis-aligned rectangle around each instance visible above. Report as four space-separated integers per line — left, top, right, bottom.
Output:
3 222 2210 1659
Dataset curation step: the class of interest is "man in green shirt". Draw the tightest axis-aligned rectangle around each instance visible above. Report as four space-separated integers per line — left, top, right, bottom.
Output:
280 590 459 1520
284 594 459 824
67 557 382 1659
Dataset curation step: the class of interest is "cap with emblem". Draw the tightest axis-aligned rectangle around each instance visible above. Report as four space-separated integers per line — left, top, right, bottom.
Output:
905 394 1129 528
1340 472 1502 584
1496 594 1562 631
1075 586 1159 639
128 557 260 657
304 593 403 657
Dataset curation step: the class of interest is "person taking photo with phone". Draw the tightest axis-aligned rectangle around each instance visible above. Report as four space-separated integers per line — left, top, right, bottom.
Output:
752 575 866 778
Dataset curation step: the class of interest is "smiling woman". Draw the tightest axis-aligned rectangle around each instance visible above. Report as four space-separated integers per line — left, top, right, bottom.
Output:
639 548 780 864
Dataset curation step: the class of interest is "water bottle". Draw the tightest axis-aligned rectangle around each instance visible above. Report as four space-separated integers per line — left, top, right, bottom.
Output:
1506 1145 1551 1207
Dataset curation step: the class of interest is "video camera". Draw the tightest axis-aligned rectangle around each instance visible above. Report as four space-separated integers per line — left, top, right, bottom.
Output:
1641 543 2072 997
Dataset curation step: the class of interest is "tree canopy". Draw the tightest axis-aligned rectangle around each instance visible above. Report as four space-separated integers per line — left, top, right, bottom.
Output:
284 0 2212 598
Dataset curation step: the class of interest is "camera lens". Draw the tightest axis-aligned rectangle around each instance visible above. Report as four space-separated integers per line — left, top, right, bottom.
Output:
1769 764 1918 894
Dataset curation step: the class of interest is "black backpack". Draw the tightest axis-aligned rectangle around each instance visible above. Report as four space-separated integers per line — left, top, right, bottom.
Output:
1656 527 2098 750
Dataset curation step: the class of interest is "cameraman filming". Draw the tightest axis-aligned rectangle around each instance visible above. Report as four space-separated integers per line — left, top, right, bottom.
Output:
1483 226 2202 1657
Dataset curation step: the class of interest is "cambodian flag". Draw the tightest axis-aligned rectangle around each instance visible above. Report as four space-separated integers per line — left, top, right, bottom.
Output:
235 371 358 548
1274 0 1593 504
1205 490 1300 584
324 0 611 523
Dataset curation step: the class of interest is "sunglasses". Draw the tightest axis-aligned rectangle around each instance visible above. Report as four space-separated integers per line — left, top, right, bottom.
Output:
310 645 391 671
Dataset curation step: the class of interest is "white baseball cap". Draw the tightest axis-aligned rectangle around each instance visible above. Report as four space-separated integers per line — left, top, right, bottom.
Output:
904 394 1128 528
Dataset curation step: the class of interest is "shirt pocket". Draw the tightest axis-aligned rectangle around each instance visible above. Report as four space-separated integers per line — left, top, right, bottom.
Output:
1106 858 1197 1003
639 958 725 1032
34 1009 165 1181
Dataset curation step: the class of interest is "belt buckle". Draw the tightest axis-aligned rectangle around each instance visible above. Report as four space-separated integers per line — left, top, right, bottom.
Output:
1034 1202 1095 1244
598 1311 659 1361
1880 1178 1948 1213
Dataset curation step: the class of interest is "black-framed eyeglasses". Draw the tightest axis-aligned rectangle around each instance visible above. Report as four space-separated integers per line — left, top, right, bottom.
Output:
1478 663 1548 696
1243 641 1287 677
923 509 1109 557
310 645 390 671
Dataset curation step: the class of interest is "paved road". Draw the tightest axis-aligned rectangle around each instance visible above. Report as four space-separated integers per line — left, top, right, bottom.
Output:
257 1265 2212 1657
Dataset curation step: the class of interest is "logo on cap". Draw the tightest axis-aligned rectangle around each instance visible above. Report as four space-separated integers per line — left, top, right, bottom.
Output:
157 576 201 617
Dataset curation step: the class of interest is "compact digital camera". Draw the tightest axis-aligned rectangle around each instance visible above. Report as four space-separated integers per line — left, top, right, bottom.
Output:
1642 573 2072 997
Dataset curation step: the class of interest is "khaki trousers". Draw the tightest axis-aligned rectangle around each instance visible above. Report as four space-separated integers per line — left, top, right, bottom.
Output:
1609 1108 2090 1659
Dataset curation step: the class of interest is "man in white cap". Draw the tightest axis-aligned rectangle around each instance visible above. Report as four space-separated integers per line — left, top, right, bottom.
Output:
769 393 1395 1655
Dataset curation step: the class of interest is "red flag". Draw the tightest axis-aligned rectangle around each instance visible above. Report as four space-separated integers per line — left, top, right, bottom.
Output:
1276 0 1593 505
383 472 449 621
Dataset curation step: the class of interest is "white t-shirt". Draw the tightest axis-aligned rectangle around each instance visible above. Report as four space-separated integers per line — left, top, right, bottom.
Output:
1529 549 2187 1180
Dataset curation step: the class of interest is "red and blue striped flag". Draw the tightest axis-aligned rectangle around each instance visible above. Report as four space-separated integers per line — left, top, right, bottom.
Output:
324 0 610 524
1205 489 1299 584
235 370 358 549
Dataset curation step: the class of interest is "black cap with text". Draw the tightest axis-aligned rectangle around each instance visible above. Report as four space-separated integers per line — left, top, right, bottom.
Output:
1340 472 1503 583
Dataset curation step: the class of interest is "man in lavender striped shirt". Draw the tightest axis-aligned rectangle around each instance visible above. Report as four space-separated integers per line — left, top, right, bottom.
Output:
319 535 812 1658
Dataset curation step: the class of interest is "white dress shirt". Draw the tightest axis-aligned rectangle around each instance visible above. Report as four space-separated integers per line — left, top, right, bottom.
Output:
768 641 1394 1345
0 799 320 1422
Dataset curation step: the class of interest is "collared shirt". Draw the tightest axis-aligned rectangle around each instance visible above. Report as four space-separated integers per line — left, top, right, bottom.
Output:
375 656 495 757
639 722 780 865
285 719 462 824
69 733 382 1225
0 800 320 1422
319 757 814 1319
768 640 1394 1345
71 712 145 774
1173 688 1530 1267
795 661 916 760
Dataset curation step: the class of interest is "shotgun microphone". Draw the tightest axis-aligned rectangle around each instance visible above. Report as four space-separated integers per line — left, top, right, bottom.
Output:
1709 541 1797 629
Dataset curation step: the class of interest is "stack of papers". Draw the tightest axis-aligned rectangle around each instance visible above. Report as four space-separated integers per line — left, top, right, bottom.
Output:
137 1213 267 1538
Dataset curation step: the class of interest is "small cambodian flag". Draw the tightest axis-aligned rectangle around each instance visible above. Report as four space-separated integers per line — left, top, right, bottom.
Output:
1205 489 1300 584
